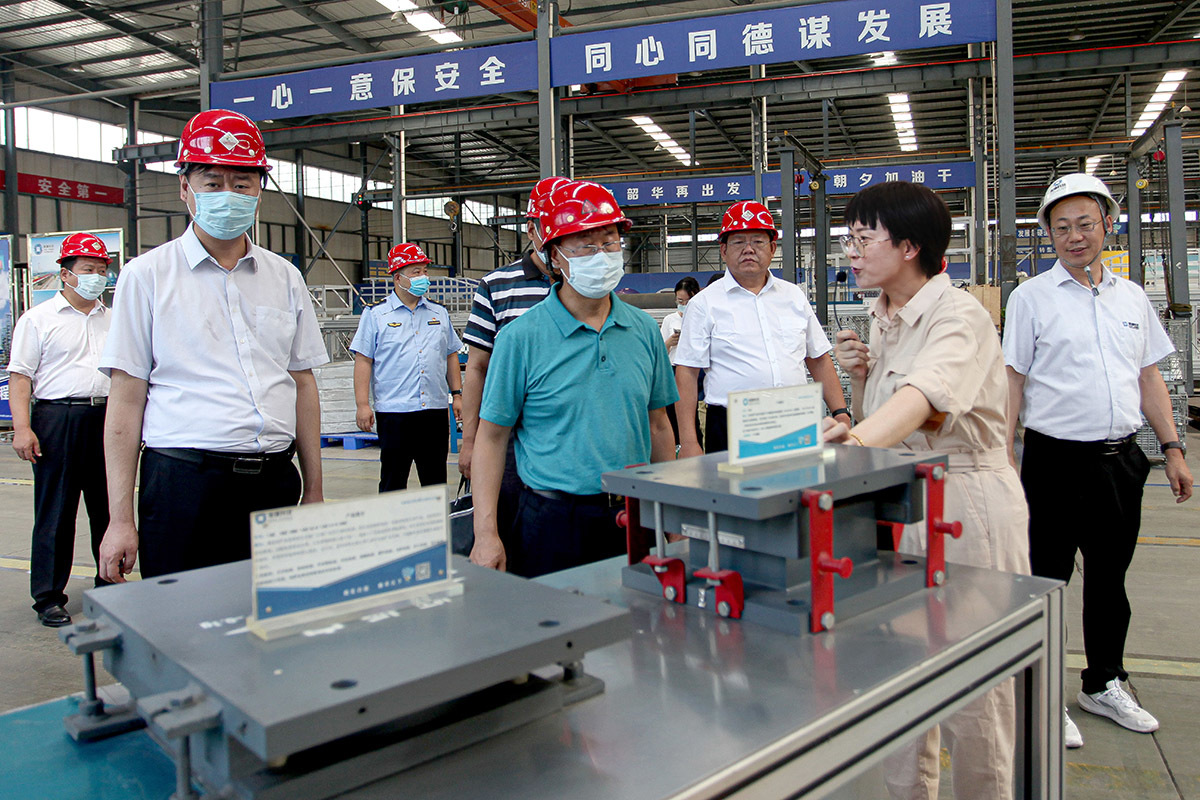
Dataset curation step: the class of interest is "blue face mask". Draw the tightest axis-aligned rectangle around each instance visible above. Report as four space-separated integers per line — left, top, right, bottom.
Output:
558 249 624 299
190 187 259 240
401 275 430 297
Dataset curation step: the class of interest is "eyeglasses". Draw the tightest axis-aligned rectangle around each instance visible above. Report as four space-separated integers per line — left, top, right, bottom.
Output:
839 233 890 259
1049 220 1102 238
557 240 623 257
725 236 773 250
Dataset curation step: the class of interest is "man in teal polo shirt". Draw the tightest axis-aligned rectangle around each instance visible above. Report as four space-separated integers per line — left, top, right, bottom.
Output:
471 181 677 577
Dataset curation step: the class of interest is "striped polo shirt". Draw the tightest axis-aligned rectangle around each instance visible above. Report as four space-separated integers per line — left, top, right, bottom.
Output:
462 252 552 353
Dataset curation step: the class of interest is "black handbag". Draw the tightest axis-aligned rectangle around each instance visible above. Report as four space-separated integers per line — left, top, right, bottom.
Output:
449 476 474 556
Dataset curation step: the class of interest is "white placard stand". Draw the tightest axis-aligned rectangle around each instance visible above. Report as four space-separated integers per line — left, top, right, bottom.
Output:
718 383 834 474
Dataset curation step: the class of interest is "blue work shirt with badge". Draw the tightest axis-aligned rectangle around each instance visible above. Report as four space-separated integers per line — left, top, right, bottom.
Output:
349 292 463 413
480 284 678 495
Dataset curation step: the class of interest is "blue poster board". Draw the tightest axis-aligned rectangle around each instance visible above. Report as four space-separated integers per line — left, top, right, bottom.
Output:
26 229 123 308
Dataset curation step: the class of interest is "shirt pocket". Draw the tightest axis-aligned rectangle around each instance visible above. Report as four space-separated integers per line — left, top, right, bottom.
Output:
254 305 298 365
777 322 808 355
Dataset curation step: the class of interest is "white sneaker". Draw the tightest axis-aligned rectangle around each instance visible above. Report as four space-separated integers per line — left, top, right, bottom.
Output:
1064 708 1083 749
1077 679 1159 733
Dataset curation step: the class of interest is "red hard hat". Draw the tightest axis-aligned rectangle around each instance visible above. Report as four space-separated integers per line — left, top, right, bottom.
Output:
387 243 431 273
57 232 111 265
720 201 777 242
175 109 270 171
525 176 572 219
540 181 632 246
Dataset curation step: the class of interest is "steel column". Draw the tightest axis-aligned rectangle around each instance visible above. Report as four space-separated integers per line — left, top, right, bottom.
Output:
392 106 405 243
780 147 797 286
537 1 560 178
751 66 767 202
198 0 223 111
814 175 828 324
690 111 698 272
125 100 140 260
2 64 17 252
1126 158 1142 287
996 0 1017 304
360 144 370 281
970 45 987 285
1162 119 1192 387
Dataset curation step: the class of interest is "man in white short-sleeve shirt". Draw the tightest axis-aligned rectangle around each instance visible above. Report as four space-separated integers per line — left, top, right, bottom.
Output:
1004 173 1192 746
6 232 112 627
97 109 328 583
673 200 849 456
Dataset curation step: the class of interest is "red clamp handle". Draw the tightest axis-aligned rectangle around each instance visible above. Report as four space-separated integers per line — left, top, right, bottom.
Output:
914 462 962 587
643 555 687 604
692 567 744 619
803 489 851 633
816 553 853 579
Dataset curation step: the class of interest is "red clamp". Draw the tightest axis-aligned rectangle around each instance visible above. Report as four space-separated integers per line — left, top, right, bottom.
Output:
915 462 963 587
692 567 744 619
643 555 687 604
803 489 854 633
618 496 652 565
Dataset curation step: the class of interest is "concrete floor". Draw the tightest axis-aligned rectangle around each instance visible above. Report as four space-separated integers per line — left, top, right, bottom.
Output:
1 432 1197 798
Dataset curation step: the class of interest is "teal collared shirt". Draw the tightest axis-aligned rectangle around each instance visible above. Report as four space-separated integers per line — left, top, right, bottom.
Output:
481 285 678 495
349 292 462 413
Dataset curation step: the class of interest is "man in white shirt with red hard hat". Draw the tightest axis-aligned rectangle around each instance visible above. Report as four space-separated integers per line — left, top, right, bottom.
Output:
6 232 112 626
673 200 850 456
1004 173 1193 748
97 109 328 583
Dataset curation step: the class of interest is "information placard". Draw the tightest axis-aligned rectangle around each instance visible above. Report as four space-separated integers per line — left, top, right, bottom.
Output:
247 485 453 639
724 383 826 470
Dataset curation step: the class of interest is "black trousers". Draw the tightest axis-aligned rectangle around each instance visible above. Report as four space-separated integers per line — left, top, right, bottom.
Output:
375 408 449 492
29 402 109 612
511 488 626 579
705 403 728 454
138 447 302 579
1021 428 1151 695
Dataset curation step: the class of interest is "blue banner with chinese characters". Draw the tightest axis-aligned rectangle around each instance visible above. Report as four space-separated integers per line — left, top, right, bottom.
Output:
602 162 975 207
551 0 994 87
210 41 537 122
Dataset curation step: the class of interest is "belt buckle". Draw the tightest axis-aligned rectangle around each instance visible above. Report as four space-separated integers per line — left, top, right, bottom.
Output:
89 397 104 406
232 457 264 475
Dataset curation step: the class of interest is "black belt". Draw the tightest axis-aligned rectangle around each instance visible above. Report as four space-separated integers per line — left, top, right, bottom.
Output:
1025 429 1135 457
147 443 297 475
524 486 625 508
37 397 106 406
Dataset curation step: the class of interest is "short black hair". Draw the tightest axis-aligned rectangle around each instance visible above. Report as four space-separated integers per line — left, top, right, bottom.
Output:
705 273 723 287
674 276 700 298
844 181 950 279
58 257 77 273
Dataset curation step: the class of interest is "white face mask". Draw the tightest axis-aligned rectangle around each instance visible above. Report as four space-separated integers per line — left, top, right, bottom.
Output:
66 273 107 301
558 249 624 299
677 304 687 315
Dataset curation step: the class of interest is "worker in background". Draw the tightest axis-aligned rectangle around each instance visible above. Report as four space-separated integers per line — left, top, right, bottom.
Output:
470 181 677 577
351 243 462 491
6 232 112 626
673 200 850 455
97 109 328 582
659 275 701 448
1004 173 1193 747
459 176 566 554
829 181 1028 800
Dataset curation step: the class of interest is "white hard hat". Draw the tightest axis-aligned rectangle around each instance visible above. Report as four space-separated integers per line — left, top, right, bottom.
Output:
1036 173 1120 233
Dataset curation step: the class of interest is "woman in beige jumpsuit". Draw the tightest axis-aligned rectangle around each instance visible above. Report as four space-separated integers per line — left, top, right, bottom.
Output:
829 181 1030 800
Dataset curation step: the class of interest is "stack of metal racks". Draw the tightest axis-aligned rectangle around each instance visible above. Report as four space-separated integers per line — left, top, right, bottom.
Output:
1135 316 1191 458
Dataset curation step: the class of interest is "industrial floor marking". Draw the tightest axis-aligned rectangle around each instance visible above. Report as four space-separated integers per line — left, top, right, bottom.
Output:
1065 652 1200 680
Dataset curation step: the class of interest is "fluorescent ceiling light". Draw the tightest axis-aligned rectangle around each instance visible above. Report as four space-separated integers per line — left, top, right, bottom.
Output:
1084 155 1103 175
376 0 418 11
628 116 692 167
428 30 462 44
1130 69 1188 135
871 51 898 66
405 11 443 31
887 92 918 152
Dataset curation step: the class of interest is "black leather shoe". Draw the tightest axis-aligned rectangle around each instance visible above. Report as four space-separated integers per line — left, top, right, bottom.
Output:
37 605 71 627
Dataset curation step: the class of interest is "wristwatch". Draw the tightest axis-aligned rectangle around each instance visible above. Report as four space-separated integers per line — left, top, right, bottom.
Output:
1161 441 1186 456
450 390 462 396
